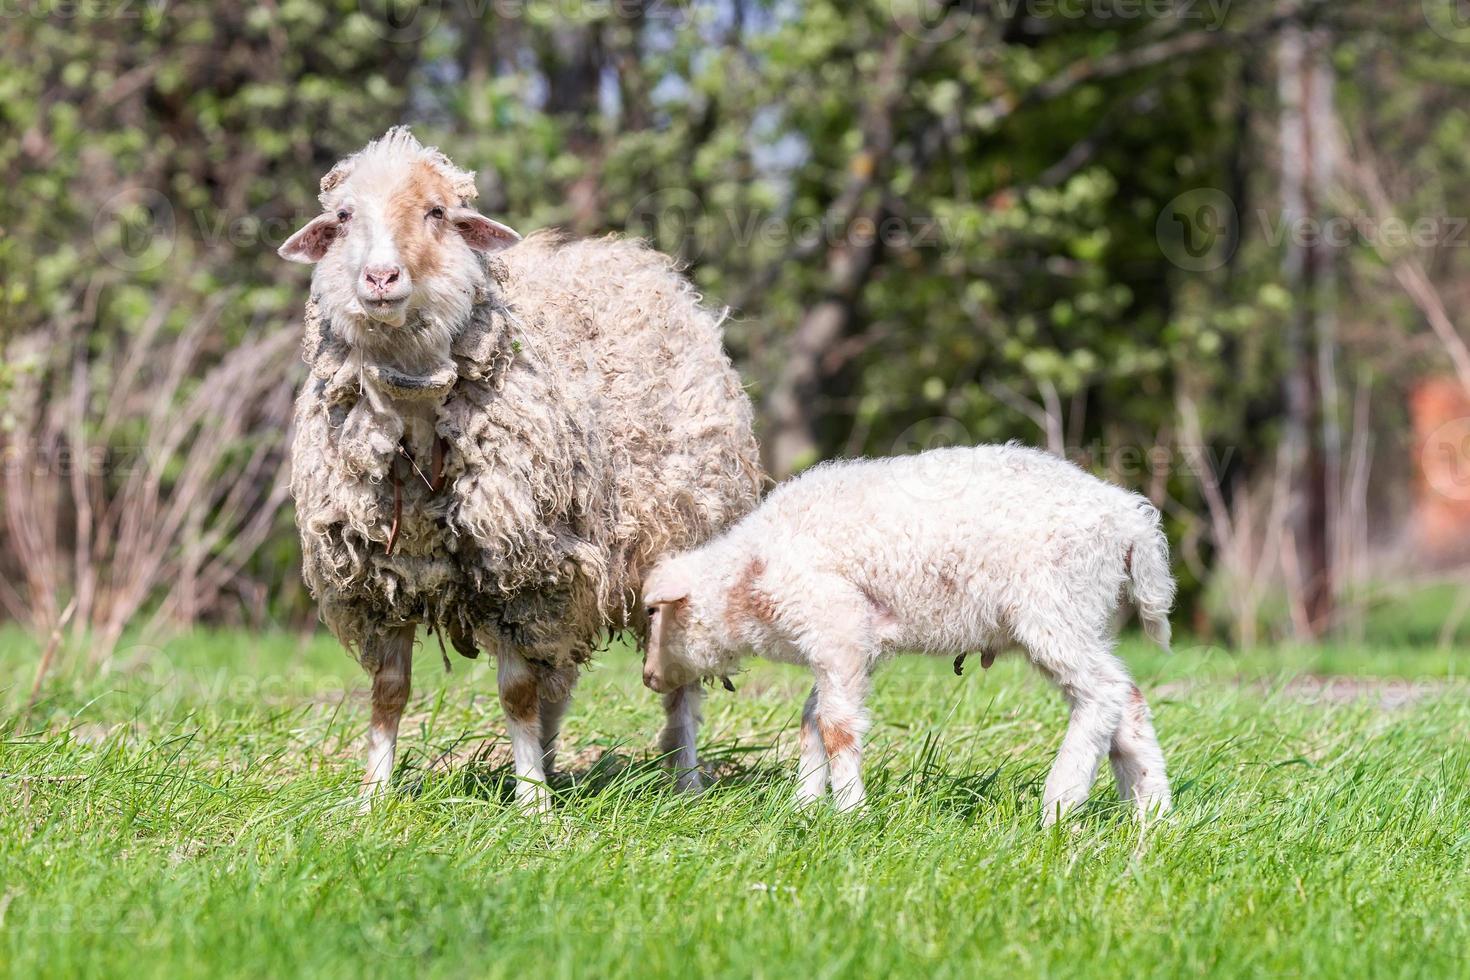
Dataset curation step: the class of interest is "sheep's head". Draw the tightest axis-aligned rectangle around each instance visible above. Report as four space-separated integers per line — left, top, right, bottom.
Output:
279 127 519 335
641 554 725 693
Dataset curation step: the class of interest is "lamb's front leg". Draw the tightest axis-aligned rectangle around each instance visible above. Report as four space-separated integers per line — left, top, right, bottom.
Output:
810 662 872 813
360 624 415 809
497 651 551 812
658 683 704 793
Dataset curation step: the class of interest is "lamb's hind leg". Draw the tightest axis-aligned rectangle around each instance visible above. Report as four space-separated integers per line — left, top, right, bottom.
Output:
498 651 551 812
360 624 416 810
1109 684 1172 819
1023 631 1131 826
658 683 704 793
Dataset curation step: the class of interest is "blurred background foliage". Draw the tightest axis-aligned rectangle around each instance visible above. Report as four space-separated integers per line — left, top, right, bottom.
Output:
3 0 1470 653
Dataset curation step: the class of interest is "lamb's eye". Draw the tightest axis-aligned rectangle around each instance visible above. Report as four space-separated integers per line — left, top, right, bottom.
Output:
336 209 350 222
645 606 658 619
427 206 445 220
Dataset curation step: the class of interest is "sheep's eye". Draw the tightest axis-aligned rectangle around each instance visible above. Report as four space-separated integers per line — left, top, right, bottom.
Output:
427 206 445 220
645 606 658 619
336 209 350 222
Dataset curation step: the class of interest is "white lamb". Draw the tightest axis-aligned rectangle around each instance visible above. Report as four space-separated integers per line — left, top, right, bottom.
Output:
641 444 1175 822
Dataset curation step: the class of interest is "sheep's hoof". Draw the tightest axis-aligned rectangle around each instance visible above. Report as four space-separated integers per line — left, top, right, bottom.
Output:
357 782 388 814
514 784 554 818
673 769 706 794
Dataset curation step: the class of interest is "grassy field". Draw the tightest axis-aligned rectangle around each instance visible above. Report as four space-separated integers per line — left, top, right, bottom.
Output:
2 626 1468 979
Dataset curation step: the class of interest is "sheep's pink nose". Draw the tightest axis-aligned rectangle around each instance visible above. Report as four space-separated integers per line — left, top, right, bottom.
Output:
362 264 402 293
643 669 663 692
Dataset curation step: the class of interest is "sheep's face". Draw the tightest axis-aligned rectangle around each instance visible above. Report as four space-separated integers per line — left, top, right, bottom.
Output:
279 129 519 337
641 558 722 693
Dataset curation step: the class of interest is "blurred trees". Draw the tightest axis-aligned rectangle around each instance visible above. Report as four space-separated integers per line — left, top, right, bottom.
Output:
3 0 1469 647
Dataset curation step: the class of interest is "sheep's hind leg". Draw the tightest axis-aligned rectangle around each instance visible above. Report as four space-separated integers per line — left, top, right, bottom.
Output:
795 684 829 806
498 651 552 813
1109 685 1172 820
1024 633 1130 826
360 624 416 810
658 683 704 793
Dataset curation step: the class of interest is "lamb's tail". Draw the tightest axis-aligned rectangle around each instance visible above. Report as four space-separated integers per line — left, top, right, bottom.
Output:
1125 500 1176 651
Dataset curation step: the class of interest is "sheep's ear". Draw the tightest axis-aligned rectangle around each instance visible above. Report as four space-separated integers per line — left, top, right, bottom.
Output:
278 213 340 263
448 207 520 253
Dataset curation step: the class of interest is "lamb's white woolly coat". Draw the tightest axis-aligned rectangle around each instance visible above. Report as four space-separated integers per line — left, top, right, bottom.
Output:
644 444 1175 819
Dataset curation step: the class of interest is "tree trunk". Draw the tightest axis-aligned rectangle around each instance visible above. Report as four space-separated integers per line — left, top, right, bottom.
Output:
1278 23 1338 640
764 208 884 476
762 35 916 477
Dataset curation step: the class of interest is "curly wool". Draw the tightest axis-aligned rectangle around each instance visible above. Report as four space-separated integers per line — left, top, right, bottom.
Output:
291 232 763 668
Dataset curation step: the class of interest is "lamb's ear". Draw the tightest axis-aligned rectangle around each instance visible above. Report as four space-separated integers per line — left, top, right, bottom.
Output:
643 565 691 607
278 213 341 263
448 207 521 253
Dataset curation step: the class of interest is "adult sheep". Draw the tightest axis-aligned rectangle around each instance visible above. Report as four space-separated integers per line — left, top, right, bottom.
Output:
277 128 763 809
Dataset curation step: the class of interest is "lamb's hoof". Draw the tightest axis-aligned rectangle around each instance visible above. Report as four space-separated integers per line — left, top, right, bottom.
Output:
794 791 826 810
1040 799 1079 828
1133 792 1172 822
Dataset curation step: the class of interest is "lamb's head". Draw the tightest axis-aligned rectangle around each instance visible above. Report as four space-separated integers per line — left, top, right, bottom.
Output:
641 553 727 693
279 127 519 341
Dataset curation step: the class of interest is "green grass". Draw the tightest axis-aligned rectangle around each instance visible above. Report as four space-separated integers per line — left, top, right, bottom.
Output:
2 628 1468 979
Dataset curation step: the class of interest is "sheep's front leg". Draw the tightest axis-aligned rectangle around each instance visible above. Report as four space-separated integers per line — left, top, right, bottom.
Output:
537 666 578 780
810 662 872 813
360 624 415 809
795 684 829 806
658 683 704 793
498 651 551 813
